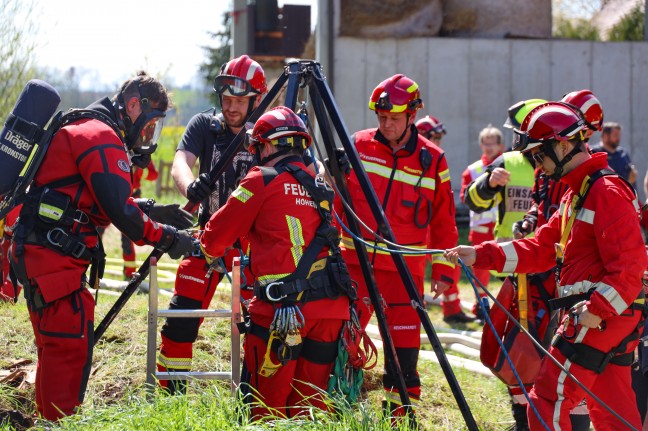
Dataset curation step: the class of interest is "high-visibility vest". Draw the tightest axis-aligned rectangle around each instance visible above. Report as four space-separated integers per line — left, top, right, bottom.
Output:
493 151 534 242
491 152 534 278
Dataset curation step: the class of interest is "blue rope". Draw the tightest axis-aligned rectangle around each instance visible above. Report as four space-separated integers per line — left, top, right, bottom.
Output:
458 259 639 431
459 259 551 431
334 212 444 256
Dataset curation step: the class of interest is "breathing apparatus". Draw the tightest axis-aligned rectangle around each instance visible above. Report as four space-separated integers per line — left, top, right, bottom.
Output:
113 79 166 168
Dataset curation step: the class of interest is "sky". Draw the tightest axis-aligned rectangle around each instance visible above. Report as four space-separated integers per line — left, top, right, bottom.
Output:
31 0 316 91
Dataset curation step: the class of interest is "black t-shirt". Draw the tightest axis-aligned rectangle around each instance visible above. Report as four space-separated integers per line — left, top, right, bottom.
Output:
177 110 255 225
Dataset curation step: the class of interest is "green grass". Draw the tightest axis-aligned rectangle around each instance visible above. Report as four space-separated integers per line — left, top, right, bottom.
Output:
0 269 512 430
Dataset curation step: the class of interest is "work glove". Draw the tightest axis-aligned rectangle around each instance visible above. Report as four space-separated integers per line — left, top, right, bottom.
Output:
131 153 152 169
186 173 212 203
149 204 194 229
325 147 351 175
512 216 537 239
164 228 196 260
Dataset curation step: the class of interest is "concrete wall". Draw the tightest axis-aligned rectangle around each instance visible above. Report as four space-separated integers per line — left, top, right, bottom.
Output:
330 37 648 200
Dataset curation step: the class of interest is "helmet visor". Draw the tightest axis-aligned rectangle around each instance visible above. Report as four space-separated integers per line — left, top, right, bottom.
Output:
132 111 165 155
512 129 543 153
214 75 259 97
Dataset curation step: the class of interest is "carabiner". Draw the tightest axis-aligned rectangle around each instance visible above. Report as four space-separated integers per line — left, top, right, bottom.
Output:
562 312 579 340
265 281 287 302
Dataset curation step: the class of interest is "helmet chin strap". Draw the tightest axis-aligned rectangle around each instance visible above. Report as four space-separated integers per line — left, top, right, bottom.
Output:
394 117 412 147
543 141 582 180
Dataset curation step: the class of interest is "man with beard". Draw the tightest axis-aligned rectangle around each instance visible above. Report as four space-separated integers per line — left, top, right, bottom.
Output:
591 122 637 187
157 55 266 393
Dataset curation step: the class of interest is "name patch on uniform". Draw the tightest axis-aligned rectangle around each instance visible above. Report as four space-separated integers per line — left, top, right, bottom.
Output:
117 159 130 173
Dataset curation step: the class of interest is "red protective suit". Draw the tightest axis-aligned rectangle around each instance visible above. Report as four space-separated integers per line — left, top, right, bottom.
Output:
339 127 458 411
10 98 175 420
201 156 350 418
458 154 500 314
474 153 646 431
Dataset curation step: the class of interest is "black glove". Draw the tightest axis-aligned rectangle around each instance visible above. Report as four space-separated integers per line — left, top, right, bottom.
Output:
165 229 196 260
149 203 194 229
131 153 152 169
512 216 536 239
325 148 351 175
186 173 212 203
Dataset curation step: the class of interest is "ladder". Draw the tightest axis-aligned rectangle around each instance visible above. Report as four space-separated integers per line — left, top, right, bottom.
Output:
146 256 242 399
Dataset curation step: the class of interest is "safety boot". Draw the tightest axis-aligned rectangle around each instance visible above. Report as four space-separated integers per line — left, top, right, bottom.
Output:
508 403 530 431
443 311 477 325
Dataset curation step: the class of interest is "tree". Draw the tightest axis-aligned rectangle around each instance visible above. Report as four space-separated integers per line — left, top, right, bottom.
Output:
199 11 232 107
608 4 644 41
553 17 601 40
0 0 39 119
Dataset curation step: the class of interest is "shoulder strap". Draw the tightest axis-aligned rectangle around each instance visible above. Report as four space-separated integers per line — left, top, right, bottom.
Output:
272 163 339 281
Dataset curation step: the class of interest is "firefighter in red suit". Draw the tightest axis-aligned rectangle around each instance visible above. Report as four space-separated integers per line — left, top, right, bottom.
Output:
446 101 646 431
339 74 459 416
9 72 196 421
156 55 265 393
200 106 353 419
459 125 506 321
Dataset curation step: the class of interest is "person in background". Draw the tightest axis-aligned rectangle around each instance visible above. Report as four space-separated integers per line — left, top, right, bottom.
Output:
591 122 637 186
415 115 446 147
459 125 505 321
417 115 477 323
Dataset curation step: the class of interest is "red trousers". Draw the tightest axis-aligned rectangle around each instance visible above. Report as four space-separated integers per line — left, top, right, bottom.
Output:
244 312 343 418
29 288 94 420
528 321 642 430
348 264 423 405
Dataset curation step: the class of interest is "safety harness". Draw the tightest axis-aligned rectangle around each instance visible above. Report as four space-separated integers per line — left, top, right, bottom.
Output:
549 168 646 374
252 162 356 304
239 160 358 380
10 110 118 310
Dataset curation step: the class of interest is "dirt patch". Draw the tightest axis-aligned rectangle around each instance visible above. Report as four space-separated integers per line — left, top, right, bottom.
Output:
0 409 33 431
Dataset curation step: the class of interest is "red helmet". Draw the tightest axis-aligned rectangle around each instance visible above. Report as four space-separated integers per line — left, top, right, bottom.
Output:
514 102 586 153
246 106 311 154
369 74 423 115
415 115 446 136
214 55 267 97
561 89 603 131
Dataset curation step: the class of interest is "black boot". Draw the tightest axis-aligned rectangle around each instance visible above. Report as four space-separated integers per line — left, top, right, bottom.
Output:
508 403 530 431
570 413 591 431
161 368 187 396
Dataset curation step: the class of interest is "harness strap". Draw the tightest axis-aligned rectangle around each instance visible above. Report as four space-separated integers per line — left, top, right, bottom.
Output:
255 162 354 304
553 335 635 374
